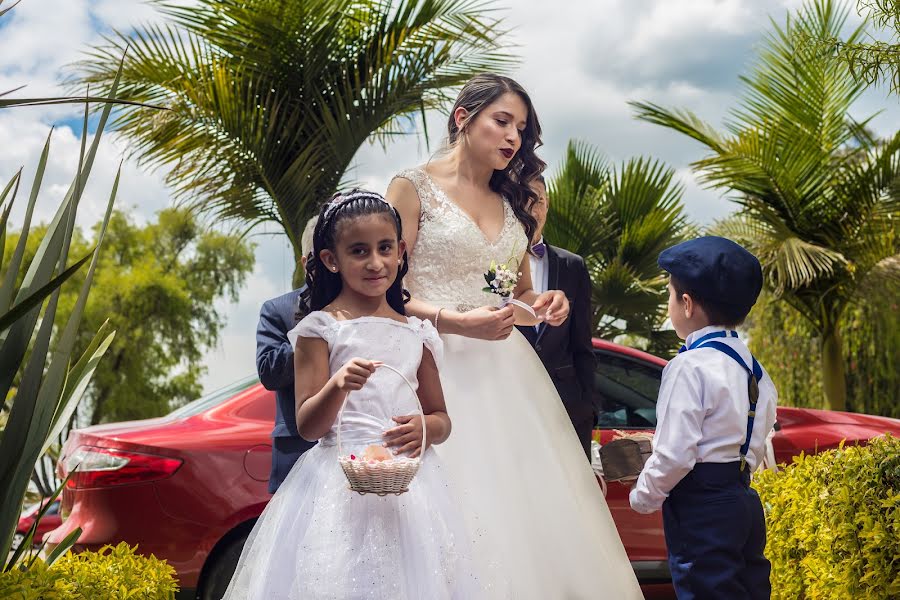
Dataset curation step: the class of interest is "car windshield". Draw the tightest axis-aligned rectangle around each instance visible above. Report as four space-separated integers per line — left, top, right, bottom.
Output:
166 375 260 419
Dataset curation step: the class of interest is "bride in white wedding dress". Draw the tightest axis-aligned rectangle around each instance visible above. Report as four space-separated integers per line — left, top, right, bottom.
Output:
387 74 643 599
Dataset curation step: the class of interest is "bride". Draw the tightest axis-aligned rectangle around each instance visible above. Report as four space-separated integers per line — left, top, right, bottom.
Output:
386 74 643 598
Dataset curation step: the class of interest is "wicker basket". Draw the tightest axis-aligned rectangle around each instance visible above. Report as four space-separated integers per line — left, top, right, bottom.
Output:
598 437 652 482
336 363 425 496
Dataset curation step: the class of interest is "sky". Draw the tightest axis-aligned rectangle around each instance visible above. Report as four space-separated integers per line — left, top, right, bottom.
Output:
1 0 897 395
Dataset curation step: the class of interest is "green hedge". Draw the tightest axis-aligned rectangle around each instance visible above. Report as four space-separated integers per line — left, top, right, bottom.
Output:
0 543 178 599
753 435 900 599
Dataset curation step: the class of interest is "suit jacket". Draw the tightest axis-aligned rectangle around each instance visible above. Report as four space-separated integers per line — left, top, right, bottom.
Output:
517 245 597 427
256 287 316 490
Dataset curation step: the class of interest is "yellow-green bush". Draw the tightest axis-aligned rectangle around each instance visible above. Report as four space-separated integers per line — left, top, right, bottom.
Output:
0 542 178 599
753 435 900 599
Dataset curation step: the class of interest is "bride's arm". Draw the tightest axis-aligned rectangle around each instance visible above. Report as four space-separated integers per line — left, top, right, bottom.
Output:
386 177 515 340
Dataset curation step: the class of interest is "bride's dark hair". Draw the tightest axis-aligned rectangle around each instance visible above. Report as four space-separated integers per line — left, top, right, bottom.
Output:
297 190 410 321
447 74 546 243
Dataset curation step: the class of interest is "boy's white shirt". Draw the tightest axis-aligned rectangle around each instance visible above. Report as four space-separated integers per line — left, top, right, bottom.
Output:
629 325 778 514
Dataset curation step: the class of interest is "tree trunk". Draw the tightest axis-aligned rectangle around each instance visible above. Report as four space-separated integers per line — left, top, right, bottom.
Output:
90 387 110 426
820 325 847 412
90 349 123 425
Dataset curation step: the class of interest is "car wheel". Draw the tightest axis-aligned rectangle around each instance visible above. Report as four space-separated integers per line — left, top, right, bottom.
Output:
199 531 248 600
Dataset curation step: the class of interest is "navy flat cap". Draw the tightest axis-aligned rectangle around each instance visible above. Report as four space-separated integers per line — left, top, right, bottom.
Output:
658 236 763 312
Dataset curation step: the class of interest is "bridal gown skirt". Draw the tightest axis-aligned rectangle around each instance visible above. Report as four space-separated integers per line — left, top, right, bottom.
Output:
433 329 644 599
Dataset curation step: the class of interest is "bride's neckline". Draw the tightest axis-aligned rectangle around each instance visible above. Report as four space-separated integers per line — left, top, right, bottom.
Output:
419 168 510 246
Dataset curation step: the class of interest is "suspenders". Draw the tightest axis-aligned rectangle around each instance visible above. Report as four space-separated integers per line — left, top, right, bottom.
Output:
680 331 763 471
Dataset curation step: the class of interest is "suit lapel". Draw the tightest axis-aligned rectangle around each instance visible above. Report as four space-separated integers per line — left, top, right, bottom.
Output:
534 246 560 344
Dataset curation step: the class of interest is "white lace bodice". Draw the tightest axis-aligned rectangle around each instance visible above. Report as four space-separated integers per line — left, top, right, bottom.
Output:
393 168 529 311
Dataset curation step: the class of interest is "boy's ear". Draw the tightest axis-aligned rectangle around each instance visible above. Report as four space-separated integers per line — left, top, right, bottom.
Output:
681 292 694 319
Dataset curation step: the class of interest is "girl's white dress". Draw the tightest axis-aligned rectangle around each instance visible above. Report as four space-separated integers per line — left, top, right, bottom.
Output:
390 168 645 599
223 312 479 599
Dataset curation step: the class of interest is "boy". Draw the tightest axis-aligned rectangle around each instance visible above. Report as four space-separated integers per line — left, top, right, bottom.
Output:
629 236 778 600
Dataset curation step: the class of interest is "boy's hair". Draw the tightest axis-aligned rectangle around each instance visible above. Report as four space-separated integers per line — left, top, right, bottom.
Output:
670 275 749 327
299 189 409 317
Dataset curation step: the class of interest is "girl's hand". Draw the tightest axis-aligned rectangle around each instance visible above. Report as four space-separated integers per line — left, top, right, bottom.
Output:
460 305 515 340
532 290 569 326
334 358 380 392
383 415 429 458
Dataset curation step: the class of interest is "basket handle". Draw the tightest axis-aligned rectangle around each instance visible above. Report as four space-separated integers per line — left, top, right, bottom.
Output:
336 363 426 460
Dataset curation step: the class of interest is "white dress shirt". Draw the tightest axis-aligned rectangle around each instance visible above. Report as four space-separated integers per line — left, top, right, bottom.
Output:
629 325 778 514
528 238 549 332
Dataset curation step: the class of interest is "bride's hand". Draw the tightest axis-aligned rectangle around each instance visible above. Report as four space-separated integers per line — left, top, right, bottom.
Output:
460 305 515 340
532 290 569 326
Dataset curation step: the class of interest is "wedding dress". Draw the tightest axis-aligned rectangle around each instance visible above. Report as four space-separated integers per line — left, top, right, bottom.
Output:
393 168 644 599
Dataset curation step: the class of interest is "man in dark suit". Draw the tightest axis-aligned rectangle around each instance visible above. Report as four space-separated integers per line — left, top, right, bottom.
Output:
256 217 318 493
517 176 597 459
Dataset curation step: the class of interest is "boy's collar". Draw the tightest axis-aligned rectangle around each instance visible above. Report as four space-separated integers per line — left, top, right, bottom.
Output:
683 325 737 349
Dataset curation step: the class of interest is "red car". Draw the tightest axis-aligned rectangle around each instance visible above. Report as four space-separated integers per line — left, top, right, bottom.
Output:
14 498 62 551
47 340 900 600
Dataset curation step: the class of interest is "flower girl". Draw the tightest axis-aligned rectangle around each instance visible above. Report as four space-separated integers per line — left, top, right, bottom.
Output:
223 190 479 599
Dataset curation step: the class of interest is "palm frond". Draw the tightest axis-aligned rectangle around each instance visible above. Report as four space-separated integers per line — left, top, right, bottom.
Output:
70 0 513 259
545 140 692 342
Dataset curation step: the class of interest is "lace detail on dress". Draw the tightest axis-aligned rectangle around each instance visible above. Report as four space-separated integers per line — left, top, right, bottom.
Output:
392 168 528 311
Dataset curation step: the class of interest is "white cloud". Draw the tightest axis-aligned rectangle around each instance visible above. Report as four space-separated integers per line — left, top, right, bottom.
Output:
2 0 898 394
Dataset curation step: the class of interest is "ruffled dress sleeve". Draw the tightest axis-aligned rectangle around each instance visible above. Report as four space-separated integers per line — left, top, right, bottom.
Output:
287 311 337 348
409 316 444 368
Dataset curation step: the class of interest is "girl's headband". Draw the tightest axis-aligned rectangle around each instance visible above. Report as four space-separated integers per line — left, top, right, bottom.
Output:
322 190 391 221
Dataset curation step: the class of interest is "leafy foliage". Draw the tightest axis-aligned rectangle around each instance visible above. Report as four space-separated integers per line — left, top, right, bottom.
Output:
0 543 179 599
74 0 513 285
753 435 900 599
633 0 900 408
544 140 692 355
803 1 900 94
747 290 900 418
3 209 256 424
0 85 124 568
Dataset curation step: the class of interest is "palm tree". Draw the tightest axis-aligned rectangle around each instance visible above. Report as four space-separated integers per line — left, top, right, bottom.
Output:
544 141 692 356
631 0 900 410
74 0 512 285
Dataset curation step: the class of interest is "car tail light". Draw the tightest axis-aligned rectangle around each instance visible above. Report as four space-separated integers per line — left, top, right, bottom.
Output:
64 446 182 489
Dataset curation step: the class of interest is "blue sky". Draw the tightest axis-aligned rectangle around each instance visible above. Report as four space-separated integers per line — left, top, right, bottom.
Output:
1 0 898 394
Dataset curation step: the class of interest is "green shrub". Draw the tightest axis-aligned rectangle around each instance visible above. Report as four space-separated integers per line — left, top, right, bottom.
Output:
753 435 900 599
0 559 75 599
0 543 178 599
